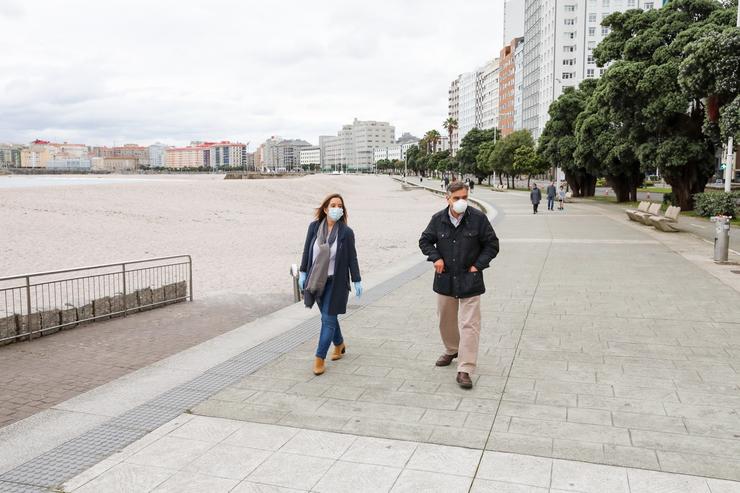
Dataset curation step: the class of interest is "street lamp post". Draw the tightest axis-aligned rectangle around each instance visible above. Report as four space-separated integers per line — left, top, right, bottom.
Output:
723 8 740 192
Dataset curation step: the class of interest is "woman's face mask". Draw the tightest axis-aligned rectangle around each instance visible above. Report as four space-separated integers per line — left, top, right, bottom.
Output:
327 207 344 222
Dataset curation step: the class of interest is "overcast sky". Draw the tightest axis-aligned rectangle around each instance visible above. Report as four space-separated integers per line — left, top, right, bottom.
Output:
0 0 504 147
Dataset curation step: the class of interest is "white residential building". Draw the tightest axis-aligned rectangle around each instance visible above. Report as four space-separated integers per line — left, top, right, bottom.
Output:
320 119 395 171
299 146 321 167
504 0 526 44
477 58 501 131
148 143 167 168
457 72 478 147
373 133 421 164
514 39 526 131
448 78 460 153
523 0 663 140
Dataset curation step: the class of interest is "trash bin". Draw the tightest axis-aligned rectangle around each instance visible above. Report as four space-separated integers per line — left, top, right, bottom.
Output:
710 216 731 262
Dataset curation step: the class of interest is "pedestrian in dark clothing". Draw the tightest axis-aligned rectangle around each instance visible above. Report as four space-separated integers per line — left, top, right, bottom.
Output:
530 184 542 214
299 193 362 376
469 180 475 193
419 182 500 389
546 182 556 211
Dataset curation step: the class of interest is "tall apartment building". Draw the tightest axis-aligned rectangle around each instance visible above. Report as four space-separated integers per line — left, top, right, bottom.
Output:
91 144 150 167
320 119 395 171
0 144 23 167
478 58 501 132
148 143 168 168
448 78 460 152
457 72 478 147
499 38 524 137
514 39 526 131
523 0 662 140
258 136 283 170
504 0 527 43
449 59 501 152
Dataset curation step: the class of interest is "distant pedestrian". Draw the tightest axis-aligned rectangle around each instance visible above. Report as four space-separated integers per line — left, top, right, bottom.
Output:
419 182 500 389
469 180 475 193
546 182 556 211
530 184 542 214
444 175 450 189
299 193 362 376
558 185 566 210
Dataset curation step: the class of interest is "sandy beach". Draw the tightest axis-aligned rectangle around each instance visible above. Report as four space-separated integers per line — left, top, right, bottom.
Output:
0 174 442 316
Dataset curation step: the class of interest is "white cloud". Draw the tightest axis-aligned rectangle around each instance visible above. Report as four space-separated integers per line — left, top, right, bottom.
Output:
0 0 504 146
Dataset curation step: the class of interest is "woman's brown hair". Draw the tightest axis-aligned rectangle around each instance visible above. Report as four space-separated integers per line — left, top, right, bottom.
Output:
315 193 348 223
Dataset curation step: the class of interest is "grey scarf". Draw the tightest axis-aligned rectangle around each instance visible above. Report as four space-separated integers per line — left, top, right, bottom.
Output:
304 220 339 308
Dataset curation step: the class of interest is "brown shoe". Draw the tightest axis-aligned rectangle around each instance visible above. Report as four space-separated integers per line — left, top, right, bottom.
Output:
331 343 346 361
435 353 458 367
313 357 325 376
456 372 473 389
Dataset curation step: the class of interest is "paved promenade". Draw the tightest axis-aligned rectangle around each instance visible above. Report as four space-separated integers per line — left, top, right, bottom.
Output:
1 180 739 492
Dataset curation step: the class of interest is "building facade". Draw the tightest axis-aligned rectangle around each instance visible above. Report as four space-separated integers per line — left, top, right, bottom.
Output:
21 140 88 168
165 146 206 168
499 37 524 137
447 78 460 153
299 147 321 168
91 157 138 172
504 0 526 44
0 144 23 168
514 38 526 132
273 139 312 171
148 143 168 168
320 119 395 171
477 58 501 132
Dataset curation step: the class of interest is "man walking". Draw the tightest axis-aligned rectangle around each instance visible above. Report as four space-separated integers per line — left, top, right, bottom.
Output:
419 182 500 389
530 183 542 214
546 182 556 211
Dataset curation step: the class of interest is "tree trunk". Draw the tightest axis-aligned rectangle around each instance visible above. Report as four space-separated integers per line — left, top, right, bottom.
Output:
663 160 711 211
564 170 597 197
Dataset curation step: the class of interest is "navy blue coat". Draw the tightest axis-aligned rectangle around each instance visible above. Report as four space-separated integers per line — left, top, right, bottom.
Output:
300 220 361 315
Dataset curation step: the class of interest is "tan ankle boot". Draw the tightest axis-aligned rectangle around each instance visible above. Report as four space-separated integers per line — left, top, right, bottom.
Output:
313 357 325 375
331 343 346 361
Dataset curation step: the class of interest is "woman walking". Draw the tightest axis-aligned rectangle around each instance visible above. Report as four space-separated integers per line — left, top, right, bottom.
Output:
558 185 566 210
298 193 362 376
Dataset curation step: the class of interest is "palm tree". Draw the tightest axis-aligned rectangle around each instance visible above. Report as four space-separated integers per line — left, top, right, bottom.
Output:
443 117 457 154
424 130 442 154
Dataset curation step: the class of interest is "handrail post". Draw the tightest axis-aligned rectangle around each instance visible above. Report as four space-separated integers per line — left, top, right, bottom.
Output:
122 263 127 316
25 276 32 342
188 256 193 301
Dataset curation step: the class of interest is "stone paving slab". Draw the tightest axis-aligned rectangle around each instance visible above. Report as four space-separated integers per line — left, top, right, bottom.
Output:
60 415 740 493
189 188 740 483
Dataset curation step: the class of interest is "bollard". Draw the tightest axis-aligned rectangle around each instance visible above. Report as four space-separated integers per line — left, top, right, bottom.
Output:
290 264 302 302
710 216 731 263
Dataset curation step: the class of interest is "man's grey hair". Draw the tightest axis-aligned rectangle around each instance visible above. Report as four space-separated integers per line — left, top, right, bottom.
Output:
446 181 469 195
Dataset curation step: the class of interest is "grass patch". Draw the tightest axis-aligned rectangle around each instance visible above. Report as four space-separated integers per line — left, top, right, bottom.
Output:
681 210 740 226
637 187 672 194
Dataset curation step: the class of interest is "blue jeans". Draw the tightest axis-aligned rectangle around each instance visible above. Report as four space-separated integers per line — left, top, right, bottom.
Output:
547 197 554 210
316 277 343 359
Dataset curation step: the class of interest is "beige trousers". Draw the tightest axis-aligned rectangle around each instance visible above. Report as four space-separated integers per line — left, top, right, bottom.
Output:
437 294 481 374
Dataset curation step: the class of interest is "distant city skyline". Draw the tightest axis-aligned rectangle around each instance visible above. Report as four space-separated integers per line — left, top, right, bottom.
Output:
0 0 504 147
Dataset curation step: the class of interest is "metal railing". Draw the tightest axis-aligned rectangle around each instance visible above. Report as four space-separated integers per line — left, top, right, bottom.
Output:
0 255 193 344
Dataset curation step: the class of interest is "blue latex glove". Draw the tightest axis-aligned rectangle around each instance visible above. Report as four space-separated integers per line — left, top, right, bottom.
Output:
299 272 307 291
354 281 363 298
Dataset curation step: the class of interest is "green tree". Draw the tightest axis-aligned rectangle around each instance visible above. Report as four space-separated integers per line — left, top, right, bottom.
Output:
513 145 549 188
457 128 499 182
539 81 599 197
678 9 740 143
488 130 533 188
574 76 644 202
592 0 735 209
423 130 442 154
443 118 458 155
